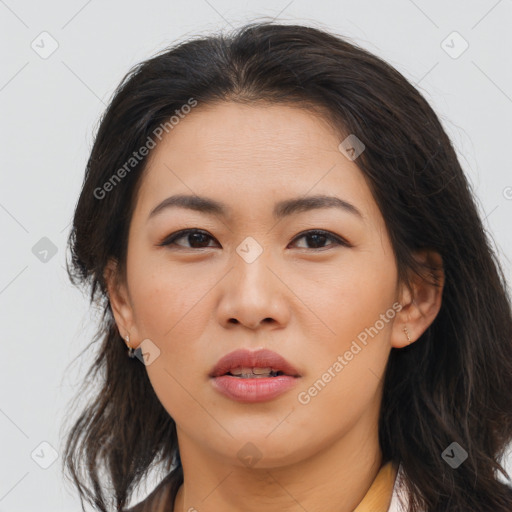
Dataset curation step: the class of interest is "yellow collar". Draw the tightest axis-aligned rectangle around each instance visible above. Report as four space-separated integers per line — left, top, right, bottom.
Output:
352 461 398 512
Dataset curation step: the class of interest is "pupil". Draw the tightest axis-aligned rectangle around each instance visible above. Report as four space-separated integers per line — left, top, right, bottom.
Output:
189 233 209 248
308 234 326 248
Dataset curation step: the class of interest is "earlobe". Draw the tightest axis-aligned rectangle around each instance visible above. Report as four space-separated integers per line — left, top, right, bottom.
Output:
103 258 137 344
391 250 444 349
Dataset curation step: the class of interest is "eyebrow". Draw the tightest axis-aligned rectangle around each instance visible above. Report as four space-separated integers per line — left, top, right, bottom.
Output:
148 194 364 222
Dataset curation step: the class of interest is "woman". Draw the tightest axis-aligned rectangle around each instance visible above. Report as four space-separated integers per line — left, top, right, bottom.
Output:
61 21 512 512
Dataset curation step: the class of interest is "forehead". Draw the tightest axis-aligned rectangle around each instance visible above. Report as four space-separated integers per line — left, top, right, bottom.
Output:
134 102 378 225
148 101 342 166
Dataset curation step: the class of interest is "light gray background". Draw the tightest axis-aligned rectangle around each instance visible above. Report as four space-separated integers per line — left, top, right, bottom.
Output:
1 1 511 510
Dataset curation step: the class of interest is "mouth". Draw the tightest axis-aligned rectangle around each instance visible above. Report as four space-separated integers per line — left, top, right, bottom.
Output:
209 348 301 403
224 367 288 378
209 348 301 379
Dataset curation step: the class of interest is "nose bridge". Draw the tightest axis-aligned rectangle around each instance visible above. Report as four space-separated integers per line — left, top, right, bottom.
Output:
217 235 289 328
232 235 275 294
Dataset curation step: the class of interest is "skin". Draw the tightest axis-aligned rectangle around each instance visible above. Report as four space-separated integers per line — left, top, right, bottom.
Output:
106 102 444 512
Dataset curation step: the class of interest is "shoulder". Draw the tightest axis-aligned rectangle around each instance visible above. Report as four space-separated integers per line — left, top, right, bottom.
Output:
123 472 177 512
387 463 411 512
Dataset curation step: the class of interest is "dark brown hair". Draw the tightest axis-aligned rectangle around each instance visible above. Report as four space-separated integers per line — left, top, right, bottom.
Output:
61 21 512 512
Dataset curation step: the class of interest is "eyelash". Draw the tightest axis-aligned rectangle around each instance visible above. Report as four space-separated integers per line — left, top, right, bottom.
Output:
158 229 351 251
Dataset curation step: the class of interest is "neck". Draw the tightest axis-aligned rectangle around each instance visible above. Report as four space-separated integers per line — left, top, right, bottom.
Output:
172 408 383 512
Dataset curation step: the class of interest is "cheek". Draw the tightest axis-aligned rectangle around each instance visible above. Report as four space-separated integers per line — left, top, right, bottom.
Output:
134 283 210 348
128 262 213 417
307 250 397 334
295 252 397 397
127 243 211 338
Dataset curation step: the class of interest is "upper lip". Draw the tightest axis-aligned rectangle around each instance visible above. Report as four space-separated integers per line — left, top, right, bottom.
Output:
209 348 301 378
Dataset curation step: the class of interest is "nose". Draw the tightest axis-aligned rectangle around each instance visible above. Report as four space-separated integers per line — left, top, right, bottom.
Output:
216 249 291 331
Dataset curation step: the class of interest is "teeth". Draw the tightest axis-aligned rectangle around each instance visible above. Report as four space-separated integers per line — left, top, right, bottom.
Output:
252 367 274 375
230 367 272 375
229 367 279 377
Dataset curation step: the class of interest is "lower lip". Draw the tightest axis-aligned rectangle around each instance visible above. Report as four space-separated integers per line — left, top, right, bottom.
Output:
210 375 299 403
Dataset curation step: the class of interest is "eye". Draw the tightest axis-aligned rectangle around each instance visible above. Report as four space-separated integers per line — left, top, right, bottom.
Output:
158 228 350 251
289 230 350 250
158 229 218 249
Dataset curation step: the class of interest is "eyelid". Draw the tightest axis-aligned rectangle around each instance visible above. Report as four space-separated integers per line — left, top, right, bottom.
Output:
291 229 352 247
158 229 216 248
158 228 352 249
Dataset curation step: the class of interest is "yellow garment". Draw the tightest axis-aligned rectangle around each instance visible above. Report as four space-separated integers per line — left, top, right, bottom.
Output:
353 461 398 512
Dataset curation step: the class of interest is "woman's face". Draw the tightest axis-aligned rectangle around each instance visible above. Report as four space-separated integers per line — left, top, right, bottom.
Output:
111 101 415 468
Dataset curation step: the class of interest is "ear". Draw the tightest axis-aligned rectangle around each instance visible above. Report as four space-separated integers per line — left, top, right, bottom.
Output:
104 258 141 348
391 249 444 348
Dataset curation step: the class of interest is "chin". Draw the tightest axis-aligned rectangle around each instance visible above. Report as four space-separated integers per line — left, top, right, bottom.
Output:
209 434 314 470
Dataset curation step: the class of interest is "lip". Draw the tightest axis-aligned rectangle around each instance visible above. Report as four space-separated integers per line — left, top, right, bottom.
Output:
209 348 301 403
209 348 301 378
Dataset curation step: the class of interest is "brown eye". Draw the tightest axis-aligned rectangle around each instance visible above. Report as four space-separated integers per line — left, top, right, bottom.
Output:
159 229 218 249
290 230 350 250
159 229 350 251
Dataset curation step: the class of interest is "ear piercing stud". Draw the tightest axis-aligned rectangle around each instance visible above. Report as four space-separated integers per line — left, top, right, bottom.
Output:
403 326 412 344
125 334 136 358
